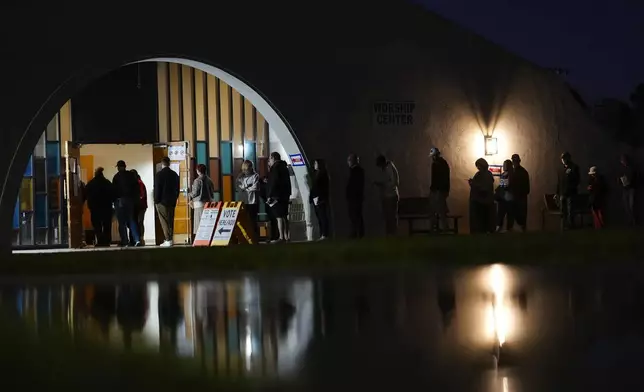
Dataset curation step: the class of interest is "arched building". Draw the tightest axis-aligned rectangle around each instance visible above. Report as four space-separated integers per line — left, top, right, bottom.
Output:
0 0 617 253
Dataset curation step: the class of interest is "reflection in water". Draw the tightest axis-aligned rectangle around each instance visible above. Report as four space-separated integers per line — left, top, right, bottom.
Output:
6 266 644 390
2 277 314 380
488 264 512 347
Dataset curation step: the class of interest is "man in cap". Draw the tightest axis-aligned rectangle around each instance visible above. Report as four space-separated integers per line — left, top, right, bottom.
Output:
511 154 530 232
112 160 141 246
429 147 450 232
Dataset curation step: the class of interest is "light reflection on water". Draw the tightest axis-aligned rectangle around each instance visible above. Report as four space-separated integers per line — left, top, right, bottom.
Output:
3 265 644 390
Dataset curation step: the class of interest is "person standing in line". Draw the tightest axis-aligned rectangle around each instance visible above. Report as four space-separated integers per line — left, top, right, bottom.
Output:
128 169 148 246
374 154 400 236
587 166 607 229
619 154 637 226
237 160 260 236
85 167 114 246
310 159 331 241
260 176 280 242
267 152 292 243
511 154 530 232
495 159 514 233
154 157 180 247
346 153 365 239
468 158 495 233
555 152 580 230
189 164 215 236
112 160 141 247
428 147 450 232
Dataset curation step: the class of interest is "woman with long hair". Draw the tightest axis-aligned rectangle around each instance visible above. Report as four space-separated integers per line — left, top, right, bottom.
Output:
237 160 260 235
189 164 215 235
129 169 147 245
310 158 331 240
495 159 514 232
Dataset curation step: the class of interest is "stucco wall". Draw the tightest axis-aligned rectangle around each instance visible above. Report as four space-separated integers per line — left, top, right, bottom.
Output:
0 0 626 254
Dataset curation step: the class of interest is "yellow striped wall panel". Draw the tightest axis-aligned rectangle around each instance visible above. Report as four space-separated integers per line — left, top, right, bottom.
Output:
59 100 72 144
219 81 231 141
256 111 266 157
169 63 182 141
181 65 195 152
194 70 206 141
232 90 243 157
157 63 169 143
244 98 254 141
206 74 219 157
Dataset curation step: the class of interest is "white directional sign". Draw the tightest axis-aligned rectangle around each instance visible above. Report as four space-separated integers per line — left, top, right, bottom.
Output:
193 203 221 246
211 204 240 246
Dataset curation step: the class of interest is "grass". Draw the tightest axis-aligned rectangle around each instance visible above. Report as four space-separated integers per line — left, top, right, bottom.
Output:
0 310 259 390
3 229 644 276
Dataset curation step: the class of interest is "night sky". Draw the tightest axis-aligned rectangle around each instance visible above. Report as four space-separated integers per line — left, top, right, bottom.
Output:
416 0 644 103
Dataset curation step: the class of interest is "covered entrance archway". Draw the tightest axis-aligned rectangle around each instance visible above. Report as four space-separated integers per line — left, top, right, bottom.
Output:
6 57 314 252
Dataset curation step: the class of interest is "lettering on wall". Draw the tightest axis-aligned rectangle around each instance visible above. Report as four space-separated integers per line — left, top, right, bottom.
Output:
373 101 415 126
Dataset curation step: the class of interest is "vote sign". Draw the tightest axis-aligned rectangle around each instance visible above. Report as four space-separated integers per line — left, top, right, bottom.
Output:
193 202 221 246
211 205 240 246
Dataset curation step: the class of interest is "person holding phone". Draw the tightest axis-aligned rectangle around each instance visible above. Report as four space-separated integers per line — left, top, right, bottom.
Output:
237 160 260 236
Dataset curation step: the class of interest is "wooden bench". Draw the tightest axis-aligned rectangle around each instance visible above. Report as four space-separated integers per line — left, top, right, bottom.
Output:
540 193 592 230
399 197 462 235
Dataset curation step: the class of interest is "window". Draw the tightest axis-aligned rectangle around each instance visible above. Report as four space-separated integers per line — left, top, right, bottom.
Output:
19 178 33 212
46 114 59 141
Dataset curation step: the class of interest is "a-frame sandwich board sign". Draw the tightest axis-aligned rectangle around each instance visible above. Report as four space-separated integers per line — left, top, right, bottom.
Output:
210 201 258 246
193 202 223 246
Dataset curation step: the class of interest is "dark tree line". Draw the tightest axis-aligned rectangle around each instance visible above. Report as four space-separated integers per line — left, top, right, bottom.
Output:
593 83 644 147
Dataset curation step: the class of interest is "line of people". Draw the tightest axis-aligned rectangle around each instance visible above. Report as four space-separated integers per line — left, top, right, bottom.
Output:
84 160 149 247
302 147 639 238
84 157 182 247
555 152 638 230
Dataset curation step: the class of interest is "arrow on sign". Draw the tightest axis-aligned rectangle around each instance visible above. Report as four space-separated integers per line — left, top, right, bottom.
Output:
218 228 231 235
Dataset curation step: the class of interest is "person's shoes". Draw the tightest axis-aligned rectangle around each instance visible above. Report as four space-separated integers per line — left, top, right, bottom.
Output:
160 240 173 247
134 241 143 247
317 236 327 241
270 239 284 244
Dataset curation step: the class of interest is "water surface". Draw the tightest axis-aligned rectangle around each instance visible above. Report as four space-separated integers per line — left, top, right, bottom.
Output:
3 264 644 391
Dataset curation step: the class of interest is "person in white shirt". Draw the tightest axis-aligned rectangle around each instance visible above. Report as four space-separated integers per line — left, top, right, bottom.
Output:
237 160 260 235
374 154 400 236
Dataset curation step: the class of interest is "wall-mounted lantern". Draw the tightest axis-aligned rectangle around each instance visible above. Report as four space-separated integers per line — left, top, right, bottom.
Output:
484 136 498 156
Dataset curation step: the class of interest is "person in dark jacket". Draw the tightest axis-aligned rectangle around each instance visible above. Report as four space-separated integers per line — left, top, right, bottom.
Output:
154 156 180 247
587 166 607 229
267 152 292 243
619 154 637 226
429 147 450 232
511 154 530 232
346 153 365 239
469 158 495 233
128 169 148 246
85 167 114 246
112 160 141 247
310 159 331 240
259 176 279 242
555 152 580 229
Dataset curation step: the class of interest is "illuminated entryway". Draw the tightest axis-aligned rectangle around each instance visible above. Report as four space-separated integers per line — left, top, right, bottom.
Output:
11 58 312 250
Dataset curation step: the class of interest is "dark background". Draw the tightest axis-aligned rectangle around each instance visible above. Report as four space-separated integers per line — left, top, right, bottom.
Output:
417 0 644 102
72 62 158 144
